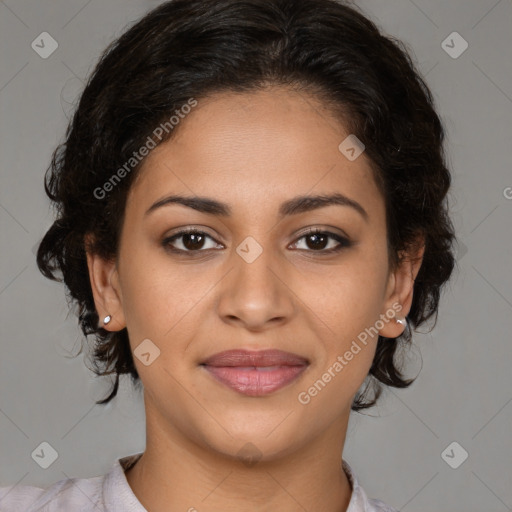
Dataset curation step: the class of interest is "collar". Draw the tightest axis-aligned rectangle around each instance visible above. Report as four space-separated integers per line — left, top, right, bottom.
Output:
103 453 373 511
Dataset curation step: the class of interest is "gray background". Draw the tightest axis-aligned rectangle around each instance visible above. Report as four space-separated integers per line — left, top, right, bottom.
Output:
1 0 511 511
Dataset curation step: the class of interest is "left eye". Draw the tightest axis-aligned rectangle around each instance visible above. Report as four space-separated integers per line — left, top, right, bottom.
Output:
163 229 351 254
290 230 351 253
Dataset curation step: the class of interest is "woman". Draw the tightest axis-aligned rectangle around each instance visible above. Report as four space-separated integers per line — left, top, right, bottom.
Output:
0 0 455 510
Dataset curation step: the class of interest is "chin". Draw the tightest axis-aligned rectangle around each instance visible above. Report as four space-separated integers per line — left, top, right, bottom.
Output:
201 423 306 465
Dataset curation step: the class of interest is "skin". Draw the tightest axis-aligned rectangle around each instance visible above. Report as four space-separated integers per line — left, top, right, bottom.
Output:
86 85 424 512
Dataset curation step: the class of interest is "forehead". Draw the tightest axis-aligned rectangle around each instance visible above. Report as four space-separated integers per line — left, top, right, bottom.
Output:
128 86 383 220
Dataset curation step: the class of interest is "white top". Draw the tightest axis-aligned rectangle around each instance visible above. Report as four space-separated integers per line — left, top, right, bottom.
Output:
0 453 398 511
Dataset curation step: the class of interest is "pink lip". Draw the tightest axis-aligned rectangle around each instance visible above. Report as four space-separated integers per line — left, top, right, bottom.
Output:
201 349 309 396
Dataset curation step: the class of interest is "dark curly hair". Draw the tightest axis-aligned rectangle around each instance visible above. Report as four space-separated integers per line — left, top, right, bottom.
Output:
36 0 456 410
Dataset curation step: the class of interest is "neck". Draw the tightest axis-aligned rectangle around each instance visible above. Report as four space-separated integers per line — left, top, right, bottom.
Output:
125 412 353 512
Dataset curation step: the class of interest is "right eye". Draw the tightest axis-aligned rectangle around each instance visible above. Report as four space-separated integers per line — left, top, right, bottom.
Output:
162 228 223 253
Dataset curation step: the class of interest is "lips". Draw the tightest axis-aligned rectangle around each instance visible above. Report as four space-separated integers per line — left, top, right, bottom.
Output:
201 349 309 367
200 349 309 396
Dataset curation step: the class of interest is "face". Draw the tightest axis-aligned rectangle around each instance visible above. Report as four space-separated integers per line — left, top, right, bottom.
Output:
87 86 419 462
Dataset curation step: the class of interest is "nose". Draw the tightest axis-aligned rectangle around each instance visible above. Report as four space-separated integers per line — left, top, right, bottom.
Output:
216 240 296 332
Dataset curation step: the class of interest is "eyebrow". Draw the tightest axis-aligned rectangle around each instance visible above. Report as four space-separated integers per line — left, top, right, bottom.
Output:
145 192 368 222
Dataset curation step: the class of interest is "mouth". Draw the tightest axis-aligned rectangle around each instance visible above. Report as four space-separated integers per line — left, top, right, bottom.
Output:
200 349 309 396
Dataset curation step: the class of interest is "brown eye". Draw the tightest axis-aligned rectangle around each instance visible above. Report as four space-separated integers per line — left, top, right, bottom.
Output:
290 229 352 253
181 232 206 250
163 229 222 253
304 232 329 250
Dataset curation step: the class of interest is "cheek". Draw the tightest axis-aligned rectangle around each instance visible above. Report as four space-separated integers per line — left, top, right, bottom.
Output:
293 248 388 388
296 249 389 329
118 242 178 340
119 243 215 358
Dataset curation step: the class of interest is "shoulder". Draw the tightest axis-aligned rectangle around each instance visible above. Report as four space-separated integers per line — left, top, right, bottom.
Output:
342 459 399 512
0 474 104 511
0 453 144 512
367 498 400 512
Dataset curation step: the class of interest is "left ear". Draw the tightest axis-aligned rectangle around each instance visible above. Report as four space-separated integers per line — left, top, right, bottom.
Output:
379 235 425 338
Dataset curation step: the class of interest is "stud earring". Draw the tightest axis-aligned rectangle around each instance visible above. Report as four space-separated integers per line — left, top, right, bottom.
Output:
103 315 112 325
396 316 407 327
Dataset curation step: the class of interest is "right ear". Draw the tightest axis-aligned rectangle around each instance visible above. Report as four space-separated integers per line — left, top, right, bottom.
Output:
84 233 126 331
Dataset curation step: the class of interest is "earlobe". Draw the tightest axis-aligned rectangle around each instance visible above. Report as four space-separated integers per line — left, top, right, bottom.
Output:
84 234 126 331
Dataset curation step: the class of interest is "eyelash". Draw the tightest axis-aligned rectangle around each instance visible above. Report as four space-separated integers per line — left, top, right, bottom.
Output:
162 227 352 255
